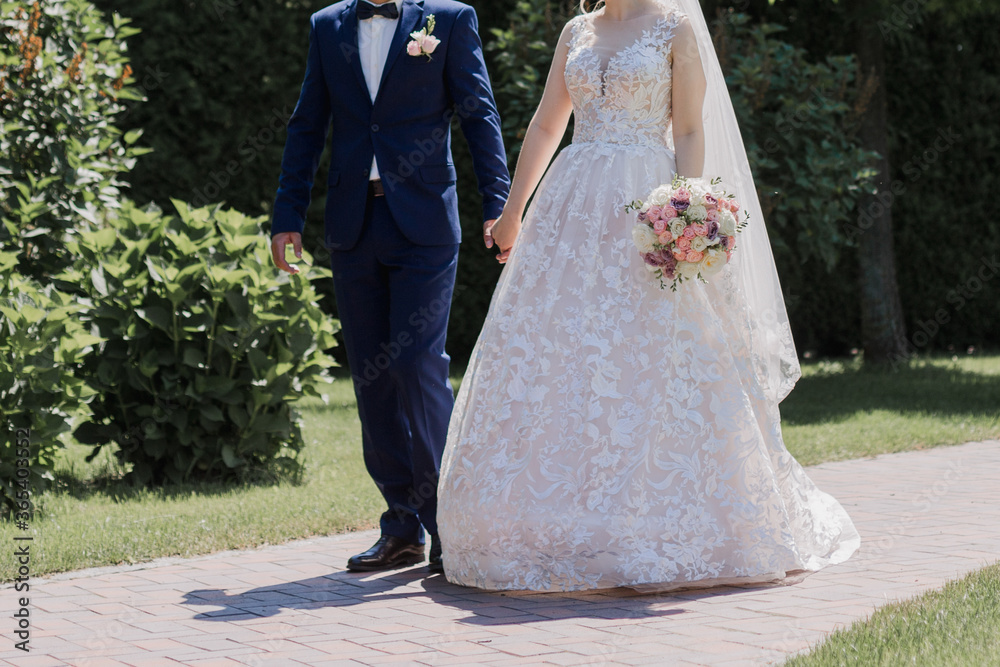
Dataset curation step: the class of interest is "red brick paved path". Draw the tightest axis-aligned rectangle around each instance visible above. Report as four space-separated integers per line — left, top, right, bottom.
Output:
3 440 999 666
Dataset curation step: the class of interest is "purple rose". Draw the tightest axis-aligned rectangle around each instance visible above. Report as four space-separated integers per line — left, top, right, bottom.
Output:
670 198 690 212
637 210 648 222
660 250 677 273
644 249 677 272
706 221 720 240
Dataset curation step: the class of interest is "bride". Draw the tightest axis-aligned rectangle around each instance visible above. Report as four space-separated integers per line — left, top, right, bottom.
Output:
436 0 860 591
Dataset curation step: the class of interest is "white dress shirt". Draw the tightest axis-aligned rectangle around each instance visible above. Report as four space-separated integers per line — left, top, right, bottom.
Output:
358 0 403 180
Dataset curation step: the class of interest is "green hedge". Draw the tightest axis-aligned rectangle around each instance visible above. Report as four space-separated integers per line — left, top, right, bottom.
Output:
887 12 1000 354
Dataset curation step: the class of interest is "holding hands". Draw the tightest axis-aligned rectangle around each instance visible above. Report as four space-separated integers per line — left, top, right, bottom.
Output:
484 209 522 264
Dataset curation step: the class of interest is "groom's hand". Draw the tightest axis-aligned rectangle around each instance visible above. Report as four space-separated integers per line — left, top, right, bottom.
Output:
483 219 497 250
489 213 520 264
271 232 303 274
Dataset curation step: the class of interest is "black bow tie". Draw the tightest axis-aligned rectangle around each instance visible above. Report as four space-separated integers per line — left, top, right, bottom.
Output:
357 1 399 20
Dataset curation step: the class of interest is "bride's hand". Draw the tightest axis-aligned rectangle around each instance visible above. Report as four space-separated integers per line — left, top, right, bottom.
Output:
490 210 522 264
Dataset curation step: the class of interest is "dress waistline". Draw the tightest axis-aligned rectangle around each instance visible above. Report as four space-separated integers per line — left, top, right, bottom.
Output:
566 140 675 155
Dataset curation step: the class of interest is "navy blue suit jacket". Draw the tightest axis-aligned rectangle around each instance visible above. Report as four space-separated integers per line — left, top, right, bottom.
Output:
271 0 510 250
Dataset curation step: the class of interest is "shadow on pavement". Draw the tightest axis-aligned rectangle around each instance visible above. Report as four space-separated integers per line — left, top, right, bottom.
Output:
182 564 794 625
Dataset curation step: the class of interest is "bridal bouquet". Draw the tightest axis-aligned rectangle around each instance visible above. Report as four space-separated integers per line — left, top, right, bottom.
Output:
627 175 748 291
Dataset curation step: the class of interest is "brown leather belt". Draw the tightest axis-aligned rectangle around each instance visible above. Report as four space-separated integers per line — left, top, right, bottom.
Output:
368 179 385 198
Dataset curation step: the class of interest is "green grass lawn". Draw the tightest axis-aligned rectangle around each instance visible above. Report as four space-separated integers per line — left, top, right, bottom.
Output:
786 562 1000 666
780 354 1000 466
1 354 998 582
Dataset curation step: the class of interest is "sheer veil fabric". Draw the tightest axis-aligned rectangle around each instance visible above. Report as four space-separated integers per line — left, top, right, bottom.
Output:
674 0 801 403
436 0 860 592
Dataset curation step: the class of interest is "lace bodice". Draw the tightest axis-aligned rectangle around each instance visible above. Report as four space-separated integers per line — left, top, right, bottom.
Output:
565 6 683 149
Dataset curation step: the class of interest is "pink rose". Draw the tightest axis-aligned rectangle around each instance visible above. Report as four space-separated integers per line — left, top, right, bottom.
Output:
672 248 687 261
725 235 736 249
421 34 441 54
674 187 691 202
686 250 704 263
676 237 691 250
729 199 740 213
704 193 719 207
682 227 696 239
658 231 673 244
693 223 708 237
706 210 720 223
653 219 667 234
647 205 663 221
661 205 678 220
407 40 423 57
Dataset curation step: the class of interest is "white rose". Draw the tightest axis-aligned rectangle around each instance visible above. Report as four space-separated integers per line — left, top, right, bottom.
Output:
677 261 701 280
688 180 709 200
687 204 708 222
700 248 727 277
670 219 685 238
632 224 658 254
691 236 709 252
720 210 737 237
647 185 672 206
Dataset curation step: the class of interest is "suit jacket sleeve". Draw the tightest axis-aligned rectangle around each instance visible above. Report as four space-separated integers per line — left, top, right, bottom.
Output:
271 19 333 237
444 6 511 223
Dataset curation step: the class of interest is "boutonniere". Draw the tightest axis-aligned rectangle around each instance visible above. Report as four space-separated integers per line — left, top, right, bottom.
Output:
406 15 440 60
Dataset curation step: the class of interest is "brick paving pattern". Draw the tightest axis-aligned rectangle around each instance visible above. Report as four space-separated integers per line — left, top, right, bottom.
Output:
3 440 998 666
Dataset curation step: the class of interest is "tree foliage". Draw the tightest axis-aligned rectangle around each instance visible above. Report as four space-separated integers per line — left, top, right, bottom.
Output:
707 0 1000 355
0 0 146 280
716 13 874 268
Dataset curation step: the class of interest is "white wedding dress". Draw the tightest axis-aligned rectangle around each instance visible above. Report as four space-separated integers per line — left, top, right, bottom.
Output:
437 4 860 592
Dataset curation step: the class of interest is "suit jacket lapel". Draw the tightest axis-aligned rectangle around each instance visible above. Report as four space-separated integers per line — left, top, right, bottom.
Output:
375 0 425 105
341 1 372 104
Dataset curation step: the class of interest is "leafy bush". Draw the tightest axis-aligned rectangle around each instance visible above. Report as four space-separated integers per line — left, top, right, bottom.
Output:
0 0 146 280
0 251 100 516
62 201 339 486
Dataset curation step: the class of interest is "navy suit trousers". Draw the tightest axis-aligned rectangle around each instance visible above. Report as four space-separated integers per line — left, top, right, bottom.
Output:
329 193 459 544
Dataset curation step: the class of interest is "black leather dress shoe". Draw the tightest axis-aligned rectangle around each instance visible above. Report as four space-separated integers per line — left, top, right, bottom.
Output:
347 536 424 572
427 534 443 573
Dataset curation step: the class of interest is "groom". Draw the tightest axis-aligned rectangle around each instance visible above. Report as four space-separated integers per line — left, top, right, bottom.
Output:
270 0 509 573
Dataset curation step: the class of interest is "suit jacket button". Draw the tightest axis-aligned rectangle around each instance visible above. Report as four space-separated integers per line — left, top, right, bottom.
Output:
371 123 380 132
